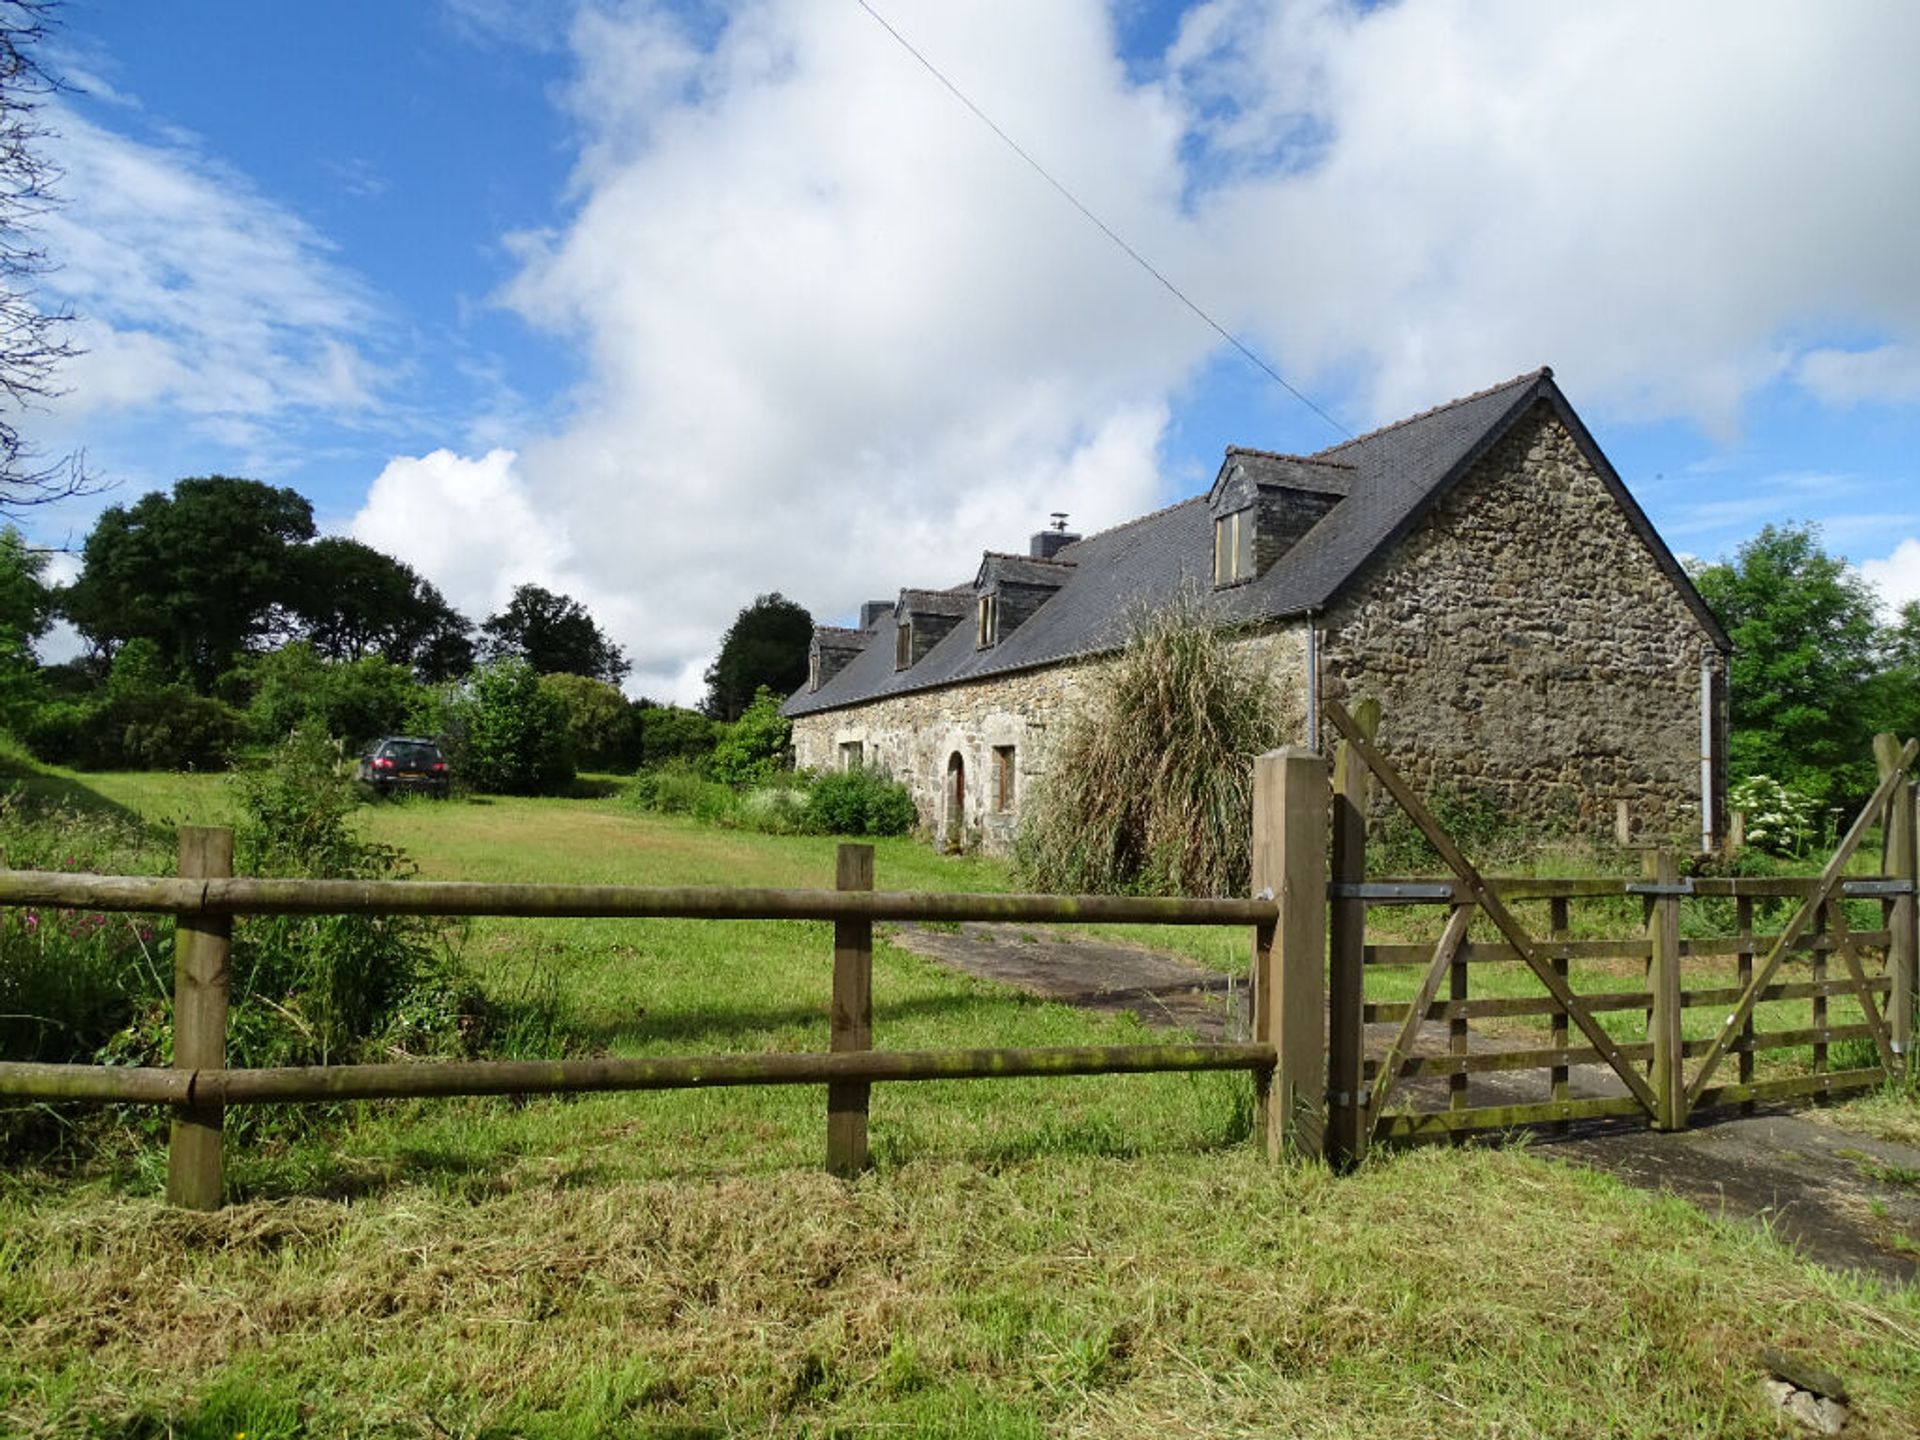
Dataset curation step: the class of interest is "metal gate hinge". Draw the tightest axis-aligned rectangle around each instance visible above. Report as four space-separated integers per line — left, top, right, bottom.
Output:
1624 879 1694 897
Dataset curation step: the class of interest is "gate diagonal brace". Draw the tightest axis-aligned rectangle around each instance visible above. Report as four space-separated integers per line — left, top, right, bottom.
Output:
1321 699 1662 1117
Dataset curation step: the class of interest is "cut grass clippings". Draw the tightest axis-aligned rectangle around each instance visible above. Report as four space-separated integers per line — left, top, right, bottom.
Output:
6 1145 1920 1438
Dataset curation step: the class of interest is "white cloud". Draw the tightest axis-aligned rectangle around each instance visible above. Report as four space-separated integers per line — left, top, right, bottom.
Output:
1862 538 1920 615
1170 0 1920 430
32 108 386 447
351 448 570 620
358 0 1920 697
1796 345 1920 408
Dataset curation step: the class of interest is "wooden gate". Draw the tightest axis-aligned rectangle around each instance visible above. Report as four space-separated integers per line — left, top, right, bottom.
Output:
1317 701 1918 1166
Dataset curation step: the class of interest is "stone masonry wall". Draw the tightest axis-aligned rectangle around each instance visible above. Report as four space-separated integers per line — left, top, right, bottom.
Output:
1320 403 1723 843
791 625 1310 852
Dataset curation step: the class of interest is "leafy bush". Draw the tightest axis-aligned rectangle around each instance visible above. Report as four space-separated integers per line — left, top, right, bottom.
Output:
98 727 475 1082
540 671 640 770
1016 592 1295 896
454 658 576 795
637 704 718 769
707 686 791 787
24 679 245 771
1729 773 1819 857
630 758 737 822
804 766 918 837
239 643 427 751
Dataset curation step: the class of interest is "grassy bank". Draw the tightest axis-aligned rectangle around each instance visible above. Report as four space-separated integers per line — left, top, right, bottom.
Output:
3 769 1919 1435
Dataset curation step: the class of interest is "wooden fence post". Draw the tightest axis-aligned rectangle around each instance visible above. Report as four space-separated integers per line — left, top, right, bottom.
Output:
827 842 874 1178
1253 748 1328 1162
1327 703 1376 1169
1647 849 1686 1131
167 825 233 1210
1891 778 1917 1080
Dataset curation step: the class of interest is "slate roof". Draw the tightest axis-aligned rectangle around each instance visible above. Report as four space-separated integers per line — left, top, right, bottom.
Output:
974 551 1077 588
812 625 866 654
785 368 1728 719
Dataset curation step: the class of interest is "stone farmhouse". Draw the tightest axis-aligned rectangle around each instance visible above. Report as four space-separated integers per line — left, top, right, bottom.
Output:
783 368 1731 854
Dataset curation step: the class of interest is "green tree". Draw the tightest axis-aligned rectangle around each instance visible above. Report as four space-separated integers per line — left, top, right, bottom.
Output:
1866 598 1920 751
703 592 812 721
455 658 575 795
1693 524 1882 808
62 476 316 689
539 671 639 770
636 703 717 769
243 643 428 751
481 583 627 683
0 524 50 725
289 537 474 678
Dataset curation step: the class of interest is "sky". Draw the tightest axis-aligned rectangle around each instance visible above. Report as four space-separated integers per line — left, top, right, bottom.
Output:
14 0 1920 702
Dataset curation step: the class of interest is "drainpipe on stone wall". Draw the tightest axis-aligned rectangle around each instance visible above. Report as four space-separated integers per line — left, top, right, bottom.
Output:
1699 653 1715 853
1305 611 1320 752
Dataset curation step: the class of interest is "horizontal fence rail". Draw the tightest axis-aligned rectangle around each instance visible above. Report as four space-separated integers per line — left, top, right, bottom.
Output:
1 829 1296 1210
0 871 1276 926
0 1043 1277 1107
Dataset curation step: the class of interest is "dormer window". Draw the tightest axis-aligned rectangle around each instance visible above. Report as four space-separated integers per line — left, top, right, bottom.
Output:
895 621 912 669
1214 508 1255 586
976 592 998 648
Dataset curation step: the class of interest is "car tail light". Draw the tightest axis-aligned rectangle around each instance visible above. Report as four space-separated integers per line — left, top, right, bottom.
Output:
430 762 447 773
373 757 395 770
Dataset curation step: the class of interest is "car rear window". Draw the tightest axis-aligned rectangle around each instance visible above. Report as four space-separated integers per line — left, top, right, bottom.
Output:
384 742 442 767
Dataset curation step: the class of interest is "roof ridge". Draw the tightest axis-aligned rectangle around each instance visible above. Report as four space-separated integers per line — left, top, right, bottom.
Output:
815 624 866 637
1223 447 1357 469
1055 493 1207 553
1312 366 1552 458
981 549 1076 566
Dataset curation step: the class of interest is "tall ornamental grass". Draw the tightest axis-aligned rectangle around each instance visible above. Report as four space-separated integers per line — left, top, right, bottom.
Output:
1016 592 1294 897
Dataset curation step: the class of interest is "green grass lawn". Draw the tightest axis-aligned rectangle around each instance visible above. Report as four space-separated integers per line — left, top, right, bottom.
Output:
4 772 1919 1437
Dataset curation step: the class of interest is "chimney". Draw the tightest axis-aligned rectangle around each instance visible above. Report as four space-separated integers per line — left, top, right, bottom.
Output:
1029 511 1080 560
859 599 893 629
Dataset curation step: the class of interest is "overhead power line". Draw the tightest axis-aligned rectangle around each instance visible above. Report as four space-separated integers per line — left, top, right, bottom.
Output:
854 0 1351 441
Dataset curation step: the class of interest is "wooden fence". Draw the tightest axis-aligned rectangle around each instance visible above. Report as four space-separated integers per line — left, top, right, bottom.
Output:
0 836 1292 1210
2 726 1914 1206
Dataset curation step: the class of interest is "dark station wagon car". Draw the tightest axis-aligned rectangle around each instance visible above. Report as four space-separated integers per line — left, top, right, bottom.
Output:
355 736 450 797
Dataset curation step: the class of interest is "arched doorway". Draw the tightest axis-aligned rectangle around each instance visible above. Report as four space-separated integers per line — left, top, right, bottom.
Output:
945 752 966 850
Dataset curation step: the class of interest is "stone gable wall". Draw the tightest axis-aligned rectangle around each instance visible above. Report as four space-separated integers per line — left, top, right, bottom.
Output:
1320 403 1722 843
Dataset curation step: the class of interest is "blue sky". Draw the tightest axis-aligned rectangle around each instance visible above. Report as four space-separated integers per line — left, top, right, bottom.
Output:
18 0 1920 700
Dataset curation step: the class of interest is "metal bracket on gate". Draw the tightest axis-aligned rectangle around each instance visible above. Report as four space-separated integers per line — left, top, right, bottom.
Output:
1624 879 1695 897
1839 879 1916 898
1326 1090 1370 1108
1327 882 1456 903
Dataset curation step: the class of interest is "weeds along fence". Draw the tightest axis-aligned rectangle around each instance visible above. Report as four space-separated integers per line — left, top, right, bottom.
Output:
0 831 1290 1210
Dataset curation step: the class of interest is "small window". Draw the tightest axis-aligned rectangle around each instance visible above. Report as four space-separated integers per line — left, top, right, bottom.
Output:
1213 508 1255 586
895 621 912 669
839 741 864 771
976 592 998 648
993 745 1015 811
